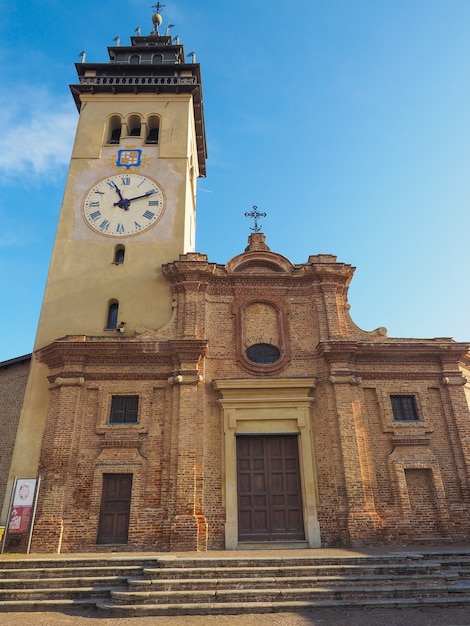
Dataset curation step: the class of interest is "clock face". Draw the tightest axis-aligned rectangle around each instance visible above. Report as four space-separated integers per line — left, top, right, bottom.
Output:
82 173 165 237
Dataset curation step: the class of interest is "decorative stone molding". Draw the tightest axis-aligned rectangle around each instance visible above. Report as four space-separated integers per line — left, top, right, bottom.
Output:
168 374 204 385
391 436 431 447
53 376 85 387
443 376 467 386
213 377 320 550
329 375 362 385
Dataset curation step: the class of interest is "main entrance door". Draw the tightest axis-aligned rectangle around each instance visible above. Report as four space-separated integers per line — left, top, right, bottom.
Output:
237 435 305 541
97 473 132 544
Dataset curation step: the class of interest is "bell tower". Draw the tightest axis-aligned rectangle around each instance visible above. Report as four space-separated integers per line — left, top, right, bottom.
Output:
5 7 207 527
39 7 206 345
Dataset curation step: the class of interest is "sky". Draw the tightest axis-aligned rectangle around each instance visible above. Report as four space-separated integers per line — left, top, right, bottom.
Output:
1 0 469 362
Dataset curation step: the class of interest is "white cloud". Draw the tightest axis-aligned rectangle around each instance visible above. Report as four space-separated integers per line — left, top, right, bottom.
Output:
0 88 76 180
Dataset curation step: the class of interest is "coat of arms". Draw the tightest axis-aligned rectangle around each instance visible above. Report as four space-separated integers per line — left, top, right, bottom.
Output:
116 149 142 169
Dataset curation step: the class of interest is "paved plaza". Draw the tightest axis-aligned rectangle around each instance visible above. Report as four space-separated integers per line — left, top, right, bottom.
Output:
0 606 470 625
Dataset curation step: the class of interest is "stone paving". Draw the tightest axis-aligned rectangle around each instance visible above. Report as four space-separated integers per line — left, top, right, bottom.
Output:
1 606 470 625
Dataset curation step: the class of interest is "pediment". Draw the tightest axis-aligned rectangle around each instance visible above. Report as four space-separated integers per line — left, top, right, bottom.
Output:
226 251 294 274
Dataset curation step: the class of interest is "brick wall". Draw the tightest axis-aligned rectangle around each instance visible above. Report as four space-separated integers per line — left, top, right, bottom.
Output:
25 236 470 552
0 356 30 519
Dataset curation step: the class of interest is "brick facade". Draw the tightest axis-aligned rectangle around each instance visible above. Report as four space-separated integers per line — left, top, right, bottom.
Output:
0 356 31 518
27 234 470 552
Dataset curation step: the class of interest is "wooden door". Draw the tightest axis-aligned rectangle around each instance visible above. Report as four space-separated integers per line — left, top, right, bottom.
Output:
237 435 305 541
97 474 132 544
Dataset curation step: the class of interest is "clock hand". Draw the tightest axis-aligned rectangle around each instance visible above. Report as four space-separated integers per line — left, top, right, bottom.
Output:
126 190 157 204
113 198 131 210
112 182 131 211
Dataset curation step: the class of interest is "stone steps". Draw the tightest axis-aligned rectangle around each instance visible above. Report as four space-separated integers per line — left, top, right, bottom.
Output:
0 565 143 580
0 576 127 591
0 585 118 602
110 582 470 603
97 595 470 617
0 556 158 611
127 573 458 591
0 549 470 614
141 562 447 578
98 549 470 616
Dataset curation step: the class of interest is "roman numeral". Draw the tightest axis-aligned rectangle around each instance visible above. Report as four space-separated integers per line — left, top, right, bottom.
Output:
143 210 155 220
99 220 110 231
134 221 142 230
106 181 115 189
116 224 125 234
95 190 105 196
148 200 159 206
90 210 101 221
121 176 131 185
89 201 100 208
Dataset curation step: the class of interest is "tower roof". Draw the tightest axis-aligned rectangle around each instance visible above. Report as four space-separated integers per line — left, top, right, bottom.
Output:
70 10 207 176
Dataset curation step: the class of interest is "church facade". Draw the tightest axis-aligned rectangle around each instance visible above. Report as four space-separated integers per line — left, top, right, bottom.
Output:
3 10 470 553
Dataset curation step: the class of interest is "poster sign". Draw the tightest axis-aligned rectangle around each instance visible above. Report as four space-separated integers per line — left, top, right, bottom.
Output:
7 479 37 534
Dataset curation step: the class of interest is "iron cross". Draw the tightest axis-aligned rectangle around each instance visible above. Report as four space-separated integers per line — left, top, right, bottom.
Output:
244 205 267 233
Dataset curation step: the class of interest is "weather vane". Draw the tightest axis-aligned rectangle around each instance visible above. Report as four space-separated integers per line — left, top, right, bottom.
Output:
244 205 267 233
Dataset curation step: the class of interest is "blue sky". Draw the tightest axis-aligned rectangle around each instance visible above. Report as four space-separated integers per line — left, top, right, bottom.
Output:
1 0 469 362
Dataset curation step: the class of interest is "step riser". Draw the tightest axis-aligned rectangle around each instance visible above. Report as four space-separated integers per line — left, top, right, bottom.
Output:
144 554 470 570
0 568 143 580
0 579 127 590
128 578 454 592
142 566 445 579
0 559 159 569
97 597 470 617
0 589 116 602
108 587 466 605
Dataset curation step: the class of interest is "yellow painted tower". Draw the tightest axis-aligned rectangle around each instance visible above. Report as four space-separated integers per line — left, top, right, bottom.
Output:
4 7 206 525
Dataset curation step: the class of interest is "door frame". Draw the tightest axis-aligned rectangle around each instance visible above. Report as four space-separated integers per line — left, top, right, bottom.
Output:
213 378 321 549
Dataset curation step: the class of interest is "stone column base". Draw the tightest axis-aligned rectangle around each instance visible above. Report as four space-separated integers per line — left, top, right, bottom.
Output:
170 514 208 551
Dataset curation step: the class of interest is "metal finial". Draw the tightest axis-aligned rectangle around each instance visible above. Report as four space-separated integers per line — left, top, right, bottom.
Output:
113 35 120 46
135 26 141 36
78 50 86 63
151 4 164 34
165 23 175 36
244 205 267 233
187 51 196 63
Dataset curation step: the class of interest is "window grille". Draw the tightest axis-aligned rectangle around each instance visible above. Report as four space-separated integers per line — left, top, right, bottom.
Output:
391 395 420 421
109 395 139 423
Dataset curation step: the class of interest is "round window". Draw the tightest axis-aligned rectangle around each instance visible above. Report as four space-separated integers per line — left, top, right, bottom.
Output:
246 343 280 365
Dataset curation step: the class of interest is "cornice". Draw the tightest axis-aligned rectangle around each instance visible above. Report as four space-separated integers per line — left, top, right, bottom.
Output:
317 339 470 361
36 336 208 370
162 251 356 291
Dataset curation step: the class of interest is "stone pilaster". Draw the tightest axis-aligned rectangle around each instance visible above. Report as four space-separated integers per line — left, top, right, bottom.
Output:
31 376 84 553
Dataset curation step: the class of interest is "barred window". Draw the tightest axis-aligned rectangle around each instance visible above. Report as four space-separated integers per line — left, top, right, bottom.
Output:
390 395 420 421
109 395 139 423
